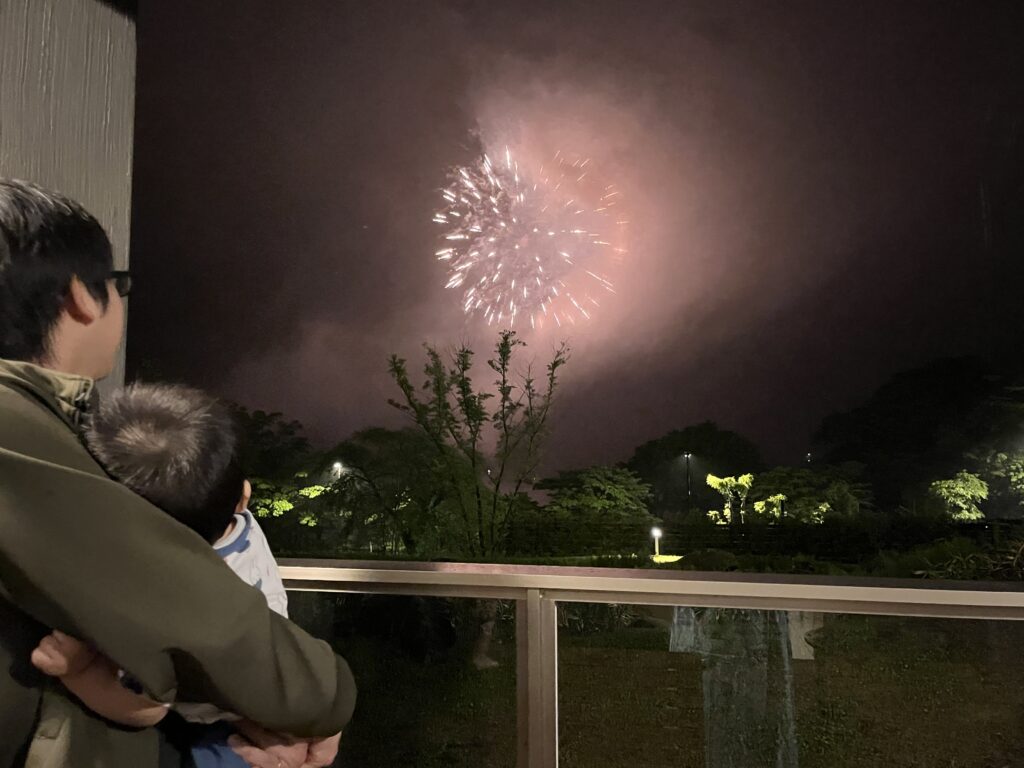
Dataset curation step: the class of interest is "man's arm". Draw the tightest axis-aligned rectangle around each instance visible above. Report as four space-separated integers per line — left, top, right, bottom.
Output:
0 446 356 737
34 631 324 767
32 630 168 728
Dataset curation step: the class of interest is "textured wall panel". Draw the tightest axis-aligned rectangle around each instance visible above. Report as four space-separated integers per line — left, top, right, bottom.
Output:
0 0 135 385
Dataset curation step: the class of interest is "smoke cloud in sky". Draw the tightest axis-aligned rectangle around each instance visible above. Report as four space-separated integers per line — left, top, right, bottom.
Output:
129 0 1022 470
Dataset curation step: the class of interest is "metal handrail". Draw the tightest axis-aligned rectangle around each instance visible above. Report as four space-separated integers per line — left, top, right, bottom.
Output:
280 559 1024 620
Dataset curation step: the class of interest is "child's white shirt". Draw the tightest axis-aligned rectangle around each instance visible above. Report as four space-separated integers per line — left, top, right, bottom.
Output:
213 509 289 618
174 509 288 723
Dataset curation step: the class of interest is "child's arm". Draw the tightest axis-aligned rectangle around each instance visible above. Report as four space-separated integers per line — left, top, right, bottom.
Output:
31 630 169 729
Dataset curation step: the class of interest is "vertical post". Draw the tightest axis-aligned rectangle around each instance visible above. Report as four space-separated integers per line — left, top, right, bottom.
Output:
517 589 559 768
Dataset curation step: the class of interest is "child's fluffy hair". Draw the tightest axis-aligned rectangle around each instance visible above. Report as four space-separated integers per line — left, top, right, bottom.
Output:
86 383 244 543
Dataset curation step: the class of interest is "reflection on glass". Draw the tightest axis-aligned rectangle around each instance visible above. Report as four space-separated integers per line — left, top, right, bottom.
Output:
289 592 516 768
559 603 1024 768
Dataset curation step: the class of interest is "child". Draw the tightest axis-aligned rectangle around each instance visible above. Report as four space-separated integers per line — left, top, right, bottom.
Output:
30 383 299 767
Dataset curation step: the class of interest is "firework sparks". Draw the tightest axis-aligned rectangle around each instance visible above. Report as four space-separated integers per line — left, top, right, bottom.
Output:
434 146 626 330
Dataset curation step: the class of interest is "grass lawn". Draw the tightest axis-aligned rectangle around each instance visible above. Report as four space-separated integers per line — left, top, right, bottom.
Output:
559 615 1024 768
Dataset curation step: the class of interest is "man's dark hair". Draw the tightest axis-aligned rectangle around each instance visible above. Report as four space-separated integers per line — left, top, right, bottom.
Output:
0 179 113 362
86 383 245 543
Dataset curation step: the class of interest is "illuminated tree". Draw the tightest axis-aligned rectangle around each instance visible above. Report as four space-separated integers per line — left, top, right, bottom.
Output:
929 471 989 522
752 494 788 521
706 473 754 526
749 466 870 523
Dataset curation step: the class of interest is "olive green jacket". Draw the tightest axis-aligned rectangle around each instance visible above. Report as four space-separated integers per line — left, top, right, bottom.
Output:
0 360 356 766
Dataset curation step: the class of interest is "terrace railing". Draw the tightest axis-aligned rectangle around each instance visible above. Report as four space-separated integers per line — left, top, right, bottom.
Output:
280 560 1024 768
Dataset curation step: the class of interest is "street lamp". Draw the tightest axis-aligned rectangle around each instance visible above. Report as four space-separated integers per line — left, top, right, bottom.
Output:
683 453 692 503
332 461 344 479
651 527 663 557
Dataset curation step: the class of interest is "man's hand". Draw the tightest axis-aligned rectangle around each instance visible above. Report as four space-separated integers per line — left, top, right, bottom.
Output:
229 721 341 768
30 630 97 678
304 733 342 767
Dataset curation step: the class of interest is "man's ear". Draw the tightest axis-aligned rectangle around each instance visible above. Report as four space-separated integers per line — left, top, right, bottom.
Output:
63 277 103 325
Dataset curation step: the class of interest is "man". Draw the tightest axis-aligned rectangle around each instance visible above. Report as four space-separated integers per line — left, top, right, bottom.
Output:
0 179 355 766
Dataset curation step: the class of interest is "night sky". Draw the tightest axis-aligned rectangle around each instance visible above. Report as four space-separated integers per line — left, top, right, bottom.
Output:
127 0 1024 471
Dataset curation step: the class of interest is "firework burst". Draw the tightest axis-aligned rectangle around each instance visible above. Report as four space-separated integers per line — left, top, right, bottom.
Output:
434 147 626 330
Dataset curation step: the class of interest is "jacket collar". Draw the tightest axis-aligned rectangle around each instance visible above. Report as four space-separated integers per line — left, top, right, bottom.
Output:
0 359 97 430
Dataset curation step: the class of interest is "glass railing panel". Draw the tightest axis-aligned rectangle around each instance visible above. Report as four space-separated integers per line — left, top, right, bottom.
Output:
558 602 1024 768
289 592 516 767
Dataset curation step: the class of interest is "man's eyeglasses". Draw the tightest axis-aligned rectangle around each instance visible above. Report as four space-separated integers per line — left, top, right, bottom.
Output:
110 270 132 298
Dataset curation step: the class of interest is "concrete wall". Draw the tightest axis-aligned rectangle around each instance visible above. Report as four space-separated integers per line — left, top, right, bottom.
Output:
0 0 136 387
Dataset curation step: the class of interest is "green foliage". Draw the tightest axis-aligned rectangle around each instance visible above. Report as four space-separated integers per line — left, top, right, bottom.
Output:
929 471 988 522
533 467 657 554
249 475 337 527
978 450 1024 488
388 330 568 557
232 407 344 531
750 466 871 523
752 494 787 521
705 473 753 526
813 358 1024 509
327 427 481 557
867 538 983 579
969 449 1024 519
625 422 764 519
540 467 652 517
298 485 329 499
250 478 298 517
917 539 1024 581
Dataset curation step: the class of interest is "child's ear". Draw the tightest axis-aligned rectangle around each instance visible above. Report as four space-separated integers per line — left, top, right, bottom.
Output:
236 479 252 513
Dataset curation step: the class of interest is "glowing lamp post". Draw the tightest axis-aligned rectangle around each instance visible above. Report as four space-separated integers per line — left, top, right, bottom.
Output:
651 527 663 557
684 452 693 504
332 461 344 479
